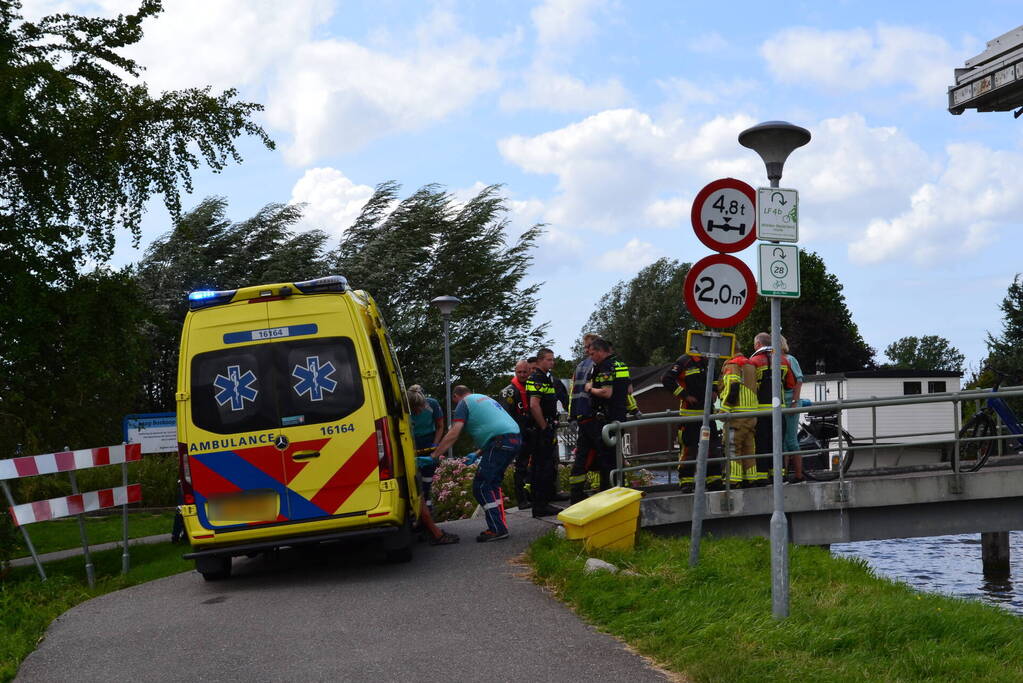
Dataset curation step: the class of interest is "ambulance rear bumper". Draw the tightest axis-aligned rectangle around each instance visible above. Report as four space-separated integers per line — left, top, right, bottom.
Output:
183 525 401 560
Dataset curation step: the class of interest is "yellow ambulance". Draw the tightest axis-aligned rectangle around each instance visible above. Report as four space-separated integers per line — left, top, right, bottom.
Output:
176 275 421 580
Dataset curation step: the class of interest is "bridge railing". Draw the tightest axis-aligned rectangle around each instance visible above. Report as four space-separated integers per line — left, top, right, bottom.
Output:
601 385 1023 489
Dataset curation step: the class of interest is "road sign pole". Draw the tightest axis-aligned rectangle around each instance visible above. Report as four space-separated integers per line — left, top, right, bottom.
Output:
688 353 718 568
769 294 789 618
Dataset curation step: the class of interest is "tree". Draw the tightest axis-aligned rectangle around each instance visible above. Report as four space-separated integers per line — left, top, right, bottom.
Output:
136 198 331 410
575 258 694 366
732 250 874 371
883 336 964 372
331 182 548 395
985 274 1023 378
0 268 153 456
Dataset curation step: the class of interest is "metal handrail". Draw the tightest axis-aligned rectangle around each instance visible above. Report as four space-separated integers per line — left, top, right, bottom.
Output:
605 385 1023 484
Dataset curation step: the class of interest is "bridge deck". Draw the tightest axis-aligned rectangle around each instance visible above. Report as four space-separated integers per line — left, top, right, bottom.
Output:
639 463 1023 545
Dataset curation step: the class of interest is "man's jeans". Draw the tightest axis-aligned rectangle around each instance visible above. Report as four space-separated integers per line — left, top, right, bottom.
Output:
473 433 521 535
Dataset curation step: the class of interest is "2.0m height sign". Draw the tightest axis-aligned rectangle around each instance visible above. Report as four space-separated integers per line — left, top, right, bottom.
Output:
683 254 757 328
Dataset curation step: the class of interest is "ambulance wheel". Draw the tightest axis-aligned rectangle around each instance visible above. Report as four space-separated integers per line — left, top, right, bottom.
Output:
383 515 415 563
196 555 232 581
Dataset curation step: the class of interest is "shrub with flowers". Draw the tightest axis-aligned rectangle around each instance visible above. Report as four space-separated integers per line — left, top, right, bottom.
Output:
430 458 481 522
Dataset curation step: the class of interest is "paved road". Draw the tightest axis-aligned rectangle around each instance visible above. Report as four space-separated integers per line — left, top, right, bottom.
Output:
17 510 670 682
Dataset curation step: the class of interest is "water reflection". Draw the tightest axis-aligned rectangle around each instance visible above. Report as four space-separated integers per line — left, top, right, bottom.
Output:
832 531 1023 615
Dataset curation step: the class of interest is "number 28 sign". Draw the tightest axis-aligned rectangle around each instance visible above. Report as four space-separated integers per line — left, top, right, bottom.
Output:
683 254 757 328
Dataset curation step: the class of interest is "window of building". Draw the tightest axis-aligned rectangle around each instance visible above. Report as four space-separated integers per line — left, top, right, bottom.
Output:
928 381 947 393
903 381 922 395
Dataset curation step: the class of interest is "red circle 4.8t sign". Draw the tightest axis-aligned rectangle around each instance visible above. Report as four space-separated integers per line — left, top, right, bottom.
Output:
684 254 757 328
690 178 757 253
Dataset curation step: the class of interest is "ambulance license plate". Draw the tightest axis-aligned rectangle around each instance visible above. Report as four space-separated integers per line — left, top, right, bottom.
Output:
208 492 278 523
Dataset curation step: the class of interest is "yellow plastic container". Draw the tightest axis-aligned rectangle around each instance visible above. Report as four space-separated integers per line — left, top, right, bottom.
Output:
557 487 642 551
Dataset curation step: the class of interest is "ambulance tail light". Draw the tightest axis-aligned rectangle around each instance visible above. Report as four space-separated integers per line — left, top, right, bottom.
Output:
375 417 394 480
178 442 195 505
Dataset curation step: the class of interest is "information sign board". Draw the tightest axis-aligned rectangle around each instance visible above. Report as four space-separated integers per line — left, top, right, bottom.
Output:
757 244 800 298
756 187 799 242
122 413 177 454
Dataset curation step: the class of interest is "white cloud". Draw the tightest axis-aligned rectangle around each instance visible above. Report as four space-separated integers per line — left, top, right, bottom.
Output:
500 68 629 112
267 17 505 165
531 0 603 56
645 197 691 228
289 167 374 237
595 238 660 272
760 24 957 101
657 76 757 107
848 142 1023 264
503 0 628 113
498 108 757 232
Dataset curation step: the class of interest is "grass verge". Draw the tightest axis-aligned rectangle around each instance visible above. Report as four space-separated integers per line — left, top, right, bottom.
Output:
1 542 190 681
9 511 176 557
528 532 1023 682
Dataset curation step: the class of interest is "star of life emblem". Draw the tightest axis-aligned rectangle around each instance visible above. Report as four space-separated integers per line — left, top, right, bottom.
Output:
213 365 258 411
292 356 338 401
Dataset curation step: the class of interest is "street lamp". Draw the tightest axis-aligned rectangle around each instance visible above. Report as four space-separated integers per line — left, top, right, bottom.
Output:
430 295 461 448
738 120 810 620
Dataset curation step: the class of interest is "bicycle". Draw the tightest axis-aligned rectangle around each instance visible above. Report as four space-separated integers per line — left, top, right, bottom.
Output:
956 369 1023 472
797 408 855 481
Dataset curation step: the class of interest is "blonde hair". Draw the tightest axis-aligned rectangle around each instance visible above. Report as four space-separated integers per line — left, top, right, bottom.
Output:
406 387 427 413
780 335 790 354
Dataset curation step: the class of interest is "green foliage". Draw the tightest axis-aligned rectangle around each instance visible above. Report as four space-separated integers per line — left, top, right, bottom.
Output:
733 250 875 371
986 274 1023 380
0 510 15 574
0 268 153 457
883 335 965 372
0 0 272 283
135 198 331 410
529 532 1023 682
331 182 548 394
0 542 191 681
576 258 693 366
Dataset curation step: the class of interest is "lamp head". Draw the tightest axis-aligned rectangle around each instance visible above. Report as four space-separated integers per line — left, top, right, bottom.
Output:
430 295 461 316
738 121 811 185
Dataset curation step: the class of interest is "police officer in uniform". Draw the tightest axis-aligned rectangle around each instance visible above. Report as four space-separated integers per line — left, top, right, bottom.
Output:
661 351 721 492
568 338 629 503
499 359 535 509
526 348 562 517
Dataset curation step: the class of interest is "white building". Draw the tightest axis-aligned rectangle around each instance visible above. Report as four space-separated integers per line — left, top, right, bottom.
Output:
806 370 962 445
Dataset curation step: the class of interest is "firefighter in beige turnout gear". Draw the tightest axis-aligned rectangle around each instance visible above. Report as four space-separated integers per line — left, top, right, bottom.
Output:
719 351 764 487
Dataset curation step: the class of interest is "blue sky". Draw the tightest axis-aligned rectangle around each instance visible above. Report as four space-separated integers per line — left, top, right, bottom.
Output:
26 0 1023 370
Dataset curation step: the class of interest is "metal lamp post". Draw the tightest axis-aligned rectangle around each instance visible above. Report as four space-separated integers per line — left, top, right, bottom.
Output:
738 120 811 619
430 295 461 453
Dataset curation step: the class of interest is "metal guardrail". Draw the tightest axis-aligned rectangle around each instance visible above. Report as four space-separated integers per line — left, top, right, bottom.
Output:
602 384 1023 488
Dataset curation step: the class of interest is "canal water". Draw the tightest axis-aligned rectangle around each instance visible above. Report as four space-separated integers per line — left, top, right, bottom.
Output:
832 532 1023 615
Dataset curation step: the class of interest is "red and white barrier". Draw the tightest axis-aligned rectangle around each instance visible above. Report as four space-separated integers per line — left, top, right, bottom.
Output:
8 483 142 526
0 443 141 480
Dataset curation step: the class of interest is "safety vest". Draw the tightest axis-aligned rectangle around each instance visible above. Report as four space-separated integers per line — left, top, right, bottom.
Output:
750 349 790 409
720 355 758 413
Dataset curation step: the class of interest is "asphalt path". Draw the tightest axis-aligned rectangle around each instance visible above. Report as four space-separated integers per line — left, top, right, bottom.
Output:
16 510 670 682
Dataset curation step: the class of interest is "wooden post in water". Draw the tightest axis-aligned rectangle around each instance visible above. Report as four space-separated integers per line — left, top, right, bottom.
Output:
981 531 1010 575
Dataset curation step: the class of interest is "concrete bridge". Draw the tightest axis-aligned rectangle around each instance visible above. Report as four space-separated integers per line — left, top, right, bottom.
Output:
638 459 1023 569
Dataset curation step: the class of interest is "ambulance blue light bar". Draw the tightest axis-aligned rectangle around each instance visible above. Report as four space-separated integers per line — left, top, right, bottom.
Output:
187 288 237 310
294 275 350 294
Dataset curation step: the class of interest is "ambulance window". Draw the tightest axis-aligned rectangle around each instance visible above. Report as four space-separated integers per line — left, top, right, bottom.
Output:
191 347 278 434
279 337 364 426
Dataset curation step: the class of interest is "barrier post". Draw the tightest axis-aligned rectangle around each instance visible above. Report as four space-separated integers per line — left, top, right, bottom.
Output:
1 478 45 580
66 465 96 588
121 453 130 574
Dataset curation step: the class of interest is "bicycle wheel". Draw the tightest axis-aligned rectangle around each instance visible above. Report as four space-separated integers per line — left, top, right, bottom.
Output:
957 412 996 472
801 431 855 481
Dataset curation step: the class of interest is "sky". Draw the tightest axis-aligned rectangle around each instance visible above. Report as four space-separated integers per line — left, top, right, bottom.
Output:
22 0 1023 372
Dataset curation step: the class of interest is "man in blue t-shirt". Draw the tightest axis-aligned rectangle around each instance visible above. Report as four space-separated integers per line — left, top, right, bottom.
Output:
431 385 521 542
